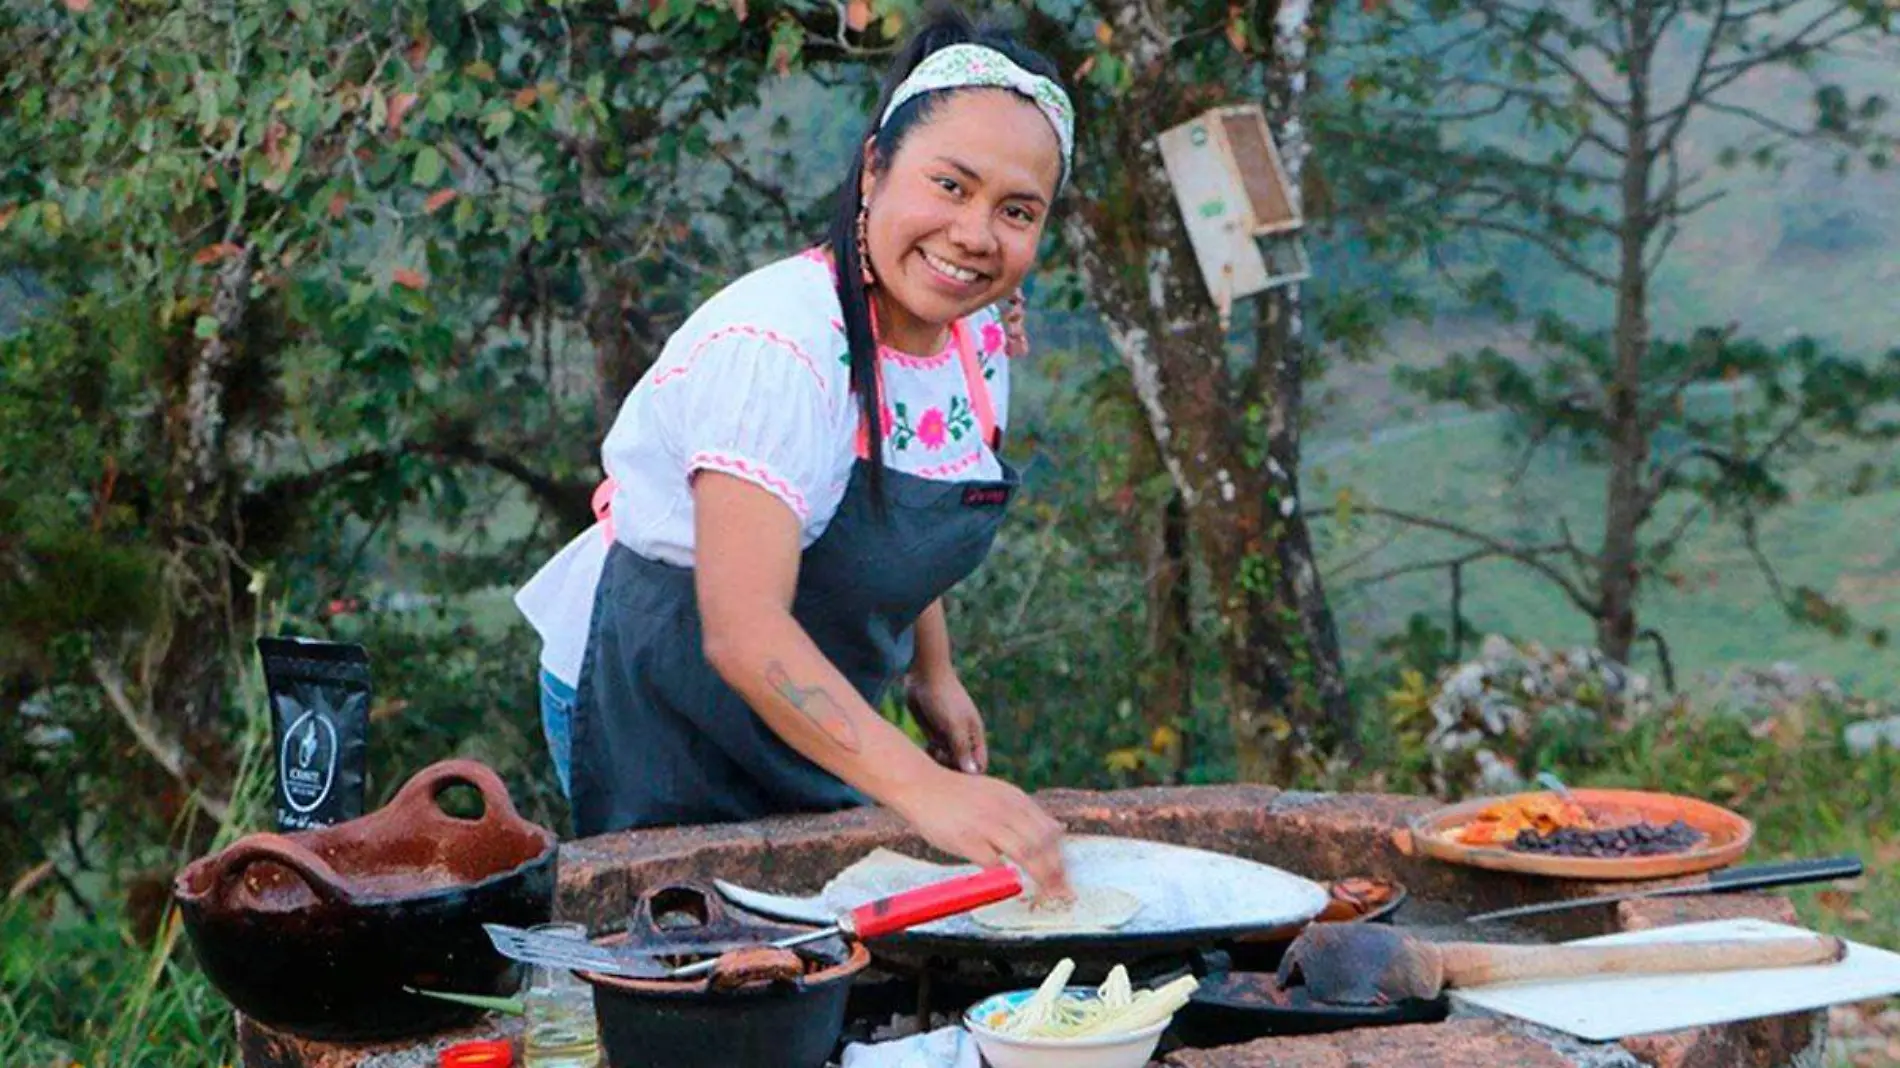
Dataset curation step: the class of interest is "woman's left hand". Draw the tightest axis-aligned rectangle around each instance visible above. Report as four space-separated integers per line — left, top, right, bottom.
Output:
905 671 989 775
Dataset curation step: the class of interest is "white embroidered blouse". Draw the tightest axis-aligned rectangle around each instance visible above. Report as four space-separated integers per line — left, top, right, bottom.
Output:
515 249 1016 684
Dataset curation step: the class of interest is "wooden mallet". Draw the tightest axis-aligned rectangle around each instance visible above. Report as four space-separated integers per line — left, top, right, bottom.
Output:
1275 923 1847 1006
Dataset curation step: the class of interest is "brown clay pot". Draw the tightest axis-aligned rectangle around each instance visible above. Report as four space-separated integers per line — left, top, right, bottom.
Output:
173 759 557 1041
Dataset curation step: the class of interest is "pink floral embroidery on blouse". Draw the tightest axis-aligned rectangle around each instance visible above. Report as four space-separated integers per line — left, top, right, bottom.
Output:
981 321 1006 354
916 407 949 450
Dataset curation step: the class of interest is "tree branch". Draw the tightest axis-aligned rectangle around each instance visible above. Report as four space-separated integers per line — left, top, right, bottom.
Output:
708 143 802 232
418 430 597 529
1697 7 1865 90
1356 504 1600 614
1651 0 1732 153
1469 0 1627 114
1642 498 1709 570
90 656 231 826
1341 545 1510 590
1739 510 1792 608
1440 213 1620 288
243 430 596 537
1322 524 1405 582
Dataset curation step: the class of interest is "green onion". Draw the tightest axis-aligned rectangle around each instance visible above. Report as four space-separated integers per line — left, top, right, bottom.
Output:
401 987 526 1015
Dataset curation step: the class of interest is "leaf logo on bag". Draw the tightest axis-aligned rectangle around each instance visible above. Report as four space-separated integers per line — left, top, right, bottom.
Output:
280 708 340 814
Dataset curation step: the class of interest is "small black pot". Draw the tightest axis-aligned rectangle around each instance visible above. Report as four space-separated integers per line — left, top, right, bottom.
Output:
174 760 557 1041
582 885 870 1068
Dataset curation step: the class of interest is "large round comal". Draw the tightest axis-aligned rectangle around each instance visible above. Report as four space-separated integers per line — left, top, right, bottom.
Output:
173 760 557 1041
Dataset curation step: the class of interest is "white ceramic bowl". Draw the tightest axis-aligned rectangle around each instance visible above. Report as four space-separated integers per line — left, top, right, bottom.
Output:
962 988 1171 1068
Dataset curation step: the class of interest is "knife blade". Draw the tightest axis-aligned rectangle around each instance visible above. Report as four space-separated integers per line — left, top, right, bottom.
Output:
1465 855 1864 925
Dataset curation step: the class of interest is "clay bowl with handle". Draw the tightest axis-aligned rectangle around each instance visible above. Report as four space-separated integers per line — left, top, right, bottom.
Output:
173 759 557 1041
580 883 872 1068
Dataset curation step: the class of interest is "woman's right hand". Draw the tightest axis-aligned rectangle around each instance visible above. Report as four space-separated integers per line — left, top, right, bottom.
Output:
891 767 1072 903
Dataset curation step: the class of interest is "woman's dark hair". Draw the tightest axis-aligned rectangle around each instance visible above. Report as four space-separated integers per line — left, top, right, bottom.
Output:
827 6 1062 510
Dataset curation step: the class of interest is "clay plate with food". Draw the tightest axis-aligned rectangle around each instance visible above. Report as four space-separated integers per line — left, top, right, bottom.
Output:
1403 788 1752 880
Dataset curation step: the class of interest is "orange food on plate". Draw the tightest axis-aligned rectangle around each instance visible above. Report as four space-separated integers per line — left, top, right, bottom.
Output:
1450 794 1595 846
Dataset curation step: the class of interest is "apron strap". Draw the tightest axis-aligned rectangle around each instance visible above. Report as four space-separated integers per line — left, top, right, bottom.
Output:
854 319 1001 460
951 319 1001 450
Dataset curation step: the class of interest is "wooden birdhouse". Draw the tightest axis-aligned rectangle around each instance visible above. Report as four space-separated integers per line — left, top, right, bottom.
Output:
1156 103 1310 323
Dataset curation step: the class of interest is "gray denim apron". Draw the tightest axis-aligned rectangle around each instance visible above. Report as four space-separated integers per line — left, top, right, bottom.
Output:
568 322 1013 838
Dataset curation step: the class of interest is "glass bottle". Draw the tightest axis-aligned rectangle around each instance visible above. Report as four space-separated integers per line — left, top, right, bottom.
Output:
520 922 602 1068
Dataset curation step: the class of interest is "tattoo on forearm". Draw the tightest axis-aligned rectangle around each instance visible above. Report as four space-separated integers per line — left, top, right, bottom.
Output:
765 661 863 754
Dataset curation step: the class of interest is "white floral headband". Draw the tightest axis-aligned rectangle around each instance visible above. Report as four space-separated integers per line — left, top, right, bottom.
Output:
879 43 1075 179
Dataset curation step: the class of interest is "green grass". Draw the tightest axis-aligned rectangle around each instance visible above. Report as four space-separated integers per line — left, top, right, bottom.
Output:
1315 415 1900 697
1561 701 1900 952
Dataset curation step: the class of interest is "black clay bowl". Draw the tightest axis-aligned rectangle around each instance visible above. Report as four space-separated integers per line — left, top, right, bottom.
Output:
173 760 556 1041
582 884 871 1068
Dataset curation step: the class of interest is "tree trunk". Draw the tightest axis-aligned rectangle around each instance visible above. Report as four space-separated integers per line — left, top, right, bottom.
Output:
1597 4 1656 666
1139 489 1193 782
141 248 259 821
1058 0 1352 783
588 272 648 435
1257 291 1353 756
1258 0 1354 756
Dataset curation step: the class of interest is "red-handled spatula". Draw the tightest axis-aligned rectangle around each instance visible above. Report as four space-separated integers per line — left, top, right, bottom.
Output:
484 866 1023 981
668 864 1022 979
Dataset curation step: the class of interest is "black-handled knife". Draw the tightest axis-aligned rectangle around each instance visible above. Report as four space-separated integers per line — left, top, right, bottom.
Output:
1466 855 1865 924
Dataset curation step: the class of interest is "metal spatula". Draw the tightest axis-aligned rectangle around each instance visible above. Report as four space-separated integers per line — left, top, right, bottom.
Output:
485 866 1023 981
482 924 722 979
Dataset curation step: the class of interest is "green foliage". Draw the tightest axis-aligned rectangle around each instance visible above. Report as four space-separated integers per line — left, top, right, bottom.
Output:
327 608 567 830
0 2 832 1057
1393 323 1900 639
1317 409 1900 701
0 898 238 1068
1565 698 1900 949
950 347 1235 790
1309 0 1897 667
1347 671 1900 947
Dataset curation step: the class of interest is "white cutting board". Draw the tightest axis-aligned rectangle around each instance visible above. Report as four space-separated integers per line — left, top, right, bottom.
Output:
1451 918 1900 1041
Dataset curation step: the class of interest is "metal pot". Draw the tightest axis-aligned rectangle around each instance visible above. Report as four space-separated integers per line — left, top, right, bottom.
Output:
581 884 870 1068
173 759 557 1041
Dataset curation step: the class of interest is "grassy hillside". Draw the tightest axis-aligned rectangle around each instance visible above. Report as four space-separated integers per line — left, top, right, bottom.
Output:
1298 30 1898 696
1312 414 1900 697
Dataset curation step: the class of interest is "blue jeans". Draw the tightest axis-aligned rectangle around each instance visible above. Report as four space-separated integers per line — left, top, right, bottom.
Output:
538 669 575 800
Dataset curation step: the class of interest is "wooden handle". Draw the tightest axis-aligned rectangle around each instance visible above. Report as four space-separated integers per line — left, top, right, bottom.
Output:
1436 934 1846 989
212 832 354 906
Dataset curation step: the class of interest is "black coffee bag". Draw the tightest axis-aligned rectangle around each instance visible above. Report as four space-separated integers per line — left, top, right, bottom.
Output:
257 636 371 832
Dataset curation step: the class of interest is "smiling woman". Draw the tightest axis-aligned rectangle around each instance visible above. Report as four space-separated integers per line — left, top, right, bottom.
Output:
850 57 1066 360
513 7 1080 901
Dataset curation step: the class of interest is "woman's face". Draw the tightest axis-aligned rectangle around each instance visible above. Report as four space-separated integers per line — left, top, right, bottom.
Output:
860 88 1063 348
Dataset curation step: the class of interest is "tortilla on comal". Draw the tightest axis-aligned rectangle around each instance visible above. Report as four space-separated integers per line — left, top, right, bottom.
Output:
971 886 1142 933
